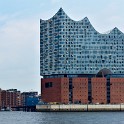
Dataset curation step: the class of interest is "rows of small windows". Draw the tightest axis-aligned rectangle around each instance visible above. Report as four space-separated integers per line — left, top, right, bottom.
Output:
41 52 123 71
59 51 122 56
40 16 124 75
58 38 124 44
60 50 123 55
58 40 124 46
40 34 124 44
41 57 124 64
42 70 124 75
40 15 124 35
41 59 124 67
58 61 124 66
41 69 124 75
60 18 89 26
40 62 124 74
58 61 124 65
59 44 124 50
40 27 124 38
57 37 122 45
41 30 123 50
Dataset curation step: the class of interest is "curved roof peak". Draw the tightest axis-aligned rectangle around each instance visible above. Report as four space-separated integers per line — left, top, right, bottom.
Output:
40 7 67 21
82 17 90 22
57 7 67 16
57 7 64 13
103 27 123 35
83 17 89 20
59 7 64 11
41 8 124 34
113 27 123 33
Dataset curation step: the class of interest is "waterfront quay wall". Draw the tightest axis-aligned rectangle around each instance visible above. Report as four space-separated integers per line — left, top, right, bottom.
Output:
36 104 124 112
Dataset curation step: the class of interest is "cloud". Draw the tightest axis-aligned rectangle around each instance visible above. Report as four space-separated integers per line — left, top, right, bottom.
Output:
0 17 41 92
0 15 8 22
51 0 63 4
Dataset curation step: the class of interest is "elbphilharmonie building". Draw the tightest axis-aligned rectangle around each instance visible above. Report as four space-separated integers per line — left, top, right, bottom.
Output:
40 8 124 104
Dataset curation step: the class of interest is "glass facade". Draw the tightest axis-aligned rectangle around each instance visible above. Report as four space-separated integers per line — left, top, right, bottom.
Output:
40 8 124 76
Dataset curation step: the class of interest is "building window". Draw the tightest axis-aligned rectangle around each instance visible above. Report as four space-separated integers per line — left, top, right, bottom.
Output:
45 82 53 88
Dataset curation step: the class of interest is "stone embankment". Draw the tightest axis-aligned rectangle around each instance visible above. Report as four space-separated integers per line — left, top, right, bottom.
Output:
36 104 124 112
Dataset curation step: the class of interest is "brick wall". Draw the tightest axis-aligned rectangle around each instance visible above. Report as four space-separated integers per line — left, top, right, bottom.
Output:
110 78 124 104
41 78 69 104
91 78 107 104
72 78 88 104
1 90 22 108
41 77 124 104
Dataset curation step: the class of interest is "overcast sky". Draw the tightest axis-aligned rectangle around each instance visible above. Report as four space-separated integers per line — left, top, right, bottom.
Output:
0 0 124 93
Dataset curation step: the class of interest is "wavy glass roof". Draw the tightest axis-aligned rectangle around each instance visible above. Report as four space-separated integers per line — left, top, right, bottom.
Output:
40 8 124 76
41 8 124 35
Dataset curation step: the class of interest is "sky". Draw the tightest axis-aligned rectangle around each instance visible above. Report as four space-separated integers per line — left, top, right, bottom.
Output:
0 0 124 93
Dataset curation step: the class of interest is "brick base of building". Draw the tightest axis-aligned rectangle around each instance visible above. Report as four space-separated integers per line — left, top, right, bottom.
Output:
41 77 124 104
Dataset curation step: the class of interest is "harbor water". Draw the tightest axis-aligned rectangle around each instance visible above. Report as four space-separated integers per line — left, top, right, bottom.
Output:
0 111 124 124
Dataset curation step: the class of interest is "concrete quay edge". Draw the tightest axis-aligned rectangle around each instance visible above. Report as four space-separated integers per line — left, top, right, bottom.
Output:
36 104 124 112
